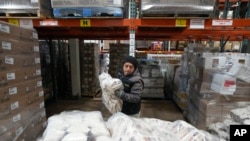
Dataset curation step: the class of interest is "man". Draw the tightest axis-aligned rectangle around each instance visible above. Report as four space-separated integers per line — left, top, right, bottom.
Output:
114 56 144 117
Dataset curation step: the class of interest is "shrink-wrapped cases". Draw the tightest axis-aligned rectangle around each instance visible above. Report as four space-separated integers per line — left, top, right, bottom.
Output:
140 0 214 18
0 0 52 17
51 0 124 18
51 0 124 8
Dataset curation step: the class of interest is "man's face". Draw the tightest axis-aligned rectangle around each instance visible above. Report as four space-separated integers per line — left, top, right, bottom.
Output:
123 62 135 76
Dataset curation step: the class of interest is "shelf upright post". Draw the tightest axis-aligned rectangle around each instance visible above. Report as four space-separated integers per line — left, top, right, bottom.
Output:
223 0 230 19
234 0 241 18
69 39 81 99
213 0 220 18
240 1 250 53
129 0 136 57
240 39 250 53
47 38 58 101
246 0 250 18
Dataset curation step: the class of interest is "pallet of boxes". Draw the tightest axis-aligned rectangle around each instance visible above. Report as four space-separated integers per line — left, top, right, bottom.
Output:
185 49 250 129
0 21 46 140
79 42 100 97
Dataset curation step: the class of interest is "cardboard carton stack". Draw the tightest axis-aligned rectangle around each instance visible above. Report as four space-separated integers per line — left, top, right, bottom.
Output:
109 43 129 78
79 42 100 97
140 64 165 98
185 51 250 129
0 21 46 140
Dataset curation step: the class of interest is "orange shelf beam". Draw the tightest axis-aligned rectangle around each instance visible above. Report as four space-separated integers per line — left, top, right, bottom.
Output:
32 18 130 27
1 18 250 40
135 19 250 29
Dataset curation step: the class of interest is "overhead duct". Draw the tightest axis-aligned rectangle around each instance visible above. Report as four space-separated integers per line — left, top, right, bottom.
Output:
140 0 215 18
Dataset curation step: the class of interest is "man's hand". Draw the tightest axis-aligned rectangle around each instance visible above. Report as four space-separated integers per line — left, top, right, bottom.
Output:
114 89 124 98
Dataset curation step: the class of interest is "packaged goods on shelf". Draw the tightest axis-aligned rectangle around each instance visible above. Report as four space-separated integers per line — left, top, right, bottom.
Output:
51 0 124 8
51 0 124 18
138 62 165 98
53 7 123 18
140 0 214 18
0 0 52 17
145 54 181 99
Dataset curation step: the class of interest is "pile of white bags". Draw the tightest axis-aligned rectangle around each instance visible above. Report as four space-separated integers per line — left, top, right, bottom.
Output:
99 73 123 114
38 111 112 141
39 111 221 141
106 112 221 141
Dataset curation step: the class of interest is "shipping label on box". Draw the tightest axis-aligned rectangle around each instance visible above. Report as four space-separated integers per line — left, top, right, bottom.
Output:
0 68 40 87
0 38 39 54
0 55 40 70
211 73 236 95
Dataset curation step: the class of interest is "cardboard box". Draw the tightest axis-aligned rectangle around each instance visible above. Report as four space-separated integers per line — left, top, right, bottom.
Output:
211 73 236 95
0 67 41 87
0 37 39 55
0 78 42 105
201 55 227 69
143 78 164 87
0 21 38 41
227 63 250 83
0 55 40 70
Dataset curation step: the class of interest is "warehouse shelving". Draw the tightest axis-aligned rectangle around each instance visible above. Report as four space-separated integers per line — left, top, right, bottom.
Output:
0 1 249 41
0 18 250 41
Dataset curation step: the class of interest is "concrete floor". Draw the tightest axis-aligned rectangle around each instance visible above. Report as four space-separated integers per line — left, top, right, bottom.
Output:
45 98 185 122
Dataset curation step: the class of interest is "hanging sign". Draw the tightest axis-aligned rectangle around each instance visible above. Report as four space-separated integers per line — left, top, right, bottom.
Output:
19 19 33 28
190 19 205 29
80 19 91 27
40 20 58 26
175 19 187 27
8 19 19 26
212 20 233 26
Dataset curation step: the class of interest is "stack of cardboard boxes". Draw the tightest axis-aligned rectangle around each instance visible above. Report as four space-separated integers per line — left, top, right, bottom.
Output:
0 21 46 140
109 43 129 78
140 64 165 98
185 49 250 129
79 42 100 97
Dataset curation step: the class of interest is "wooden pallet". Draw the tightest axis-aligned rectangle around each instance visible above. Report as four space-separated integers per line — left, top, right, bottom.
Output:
0 9 52 18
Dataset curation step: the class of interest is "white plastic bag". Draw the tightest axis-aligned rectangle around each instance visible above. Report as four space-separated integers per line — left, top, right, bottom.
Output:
99 73 123 114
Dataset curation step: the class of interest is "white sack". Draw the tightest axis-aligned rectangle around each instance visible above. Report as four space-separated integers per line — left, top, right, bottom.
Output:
99 73 123 114
40 111 111 141
107 112 179 141
61 133 88 141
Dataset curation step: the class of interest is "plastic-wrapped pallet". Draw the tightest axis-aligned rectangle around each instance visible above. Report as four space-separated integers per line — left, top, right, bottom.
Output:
230 106 250 124
106 112 179 141
99 72 123 114
38 111 112 141
106 112 220 141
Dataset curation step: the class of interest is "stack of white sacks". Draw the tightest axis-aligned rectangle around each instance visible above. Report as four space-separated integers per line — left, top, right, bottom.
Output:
38 111 112 141
38 111 221 141
38 72 222 141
